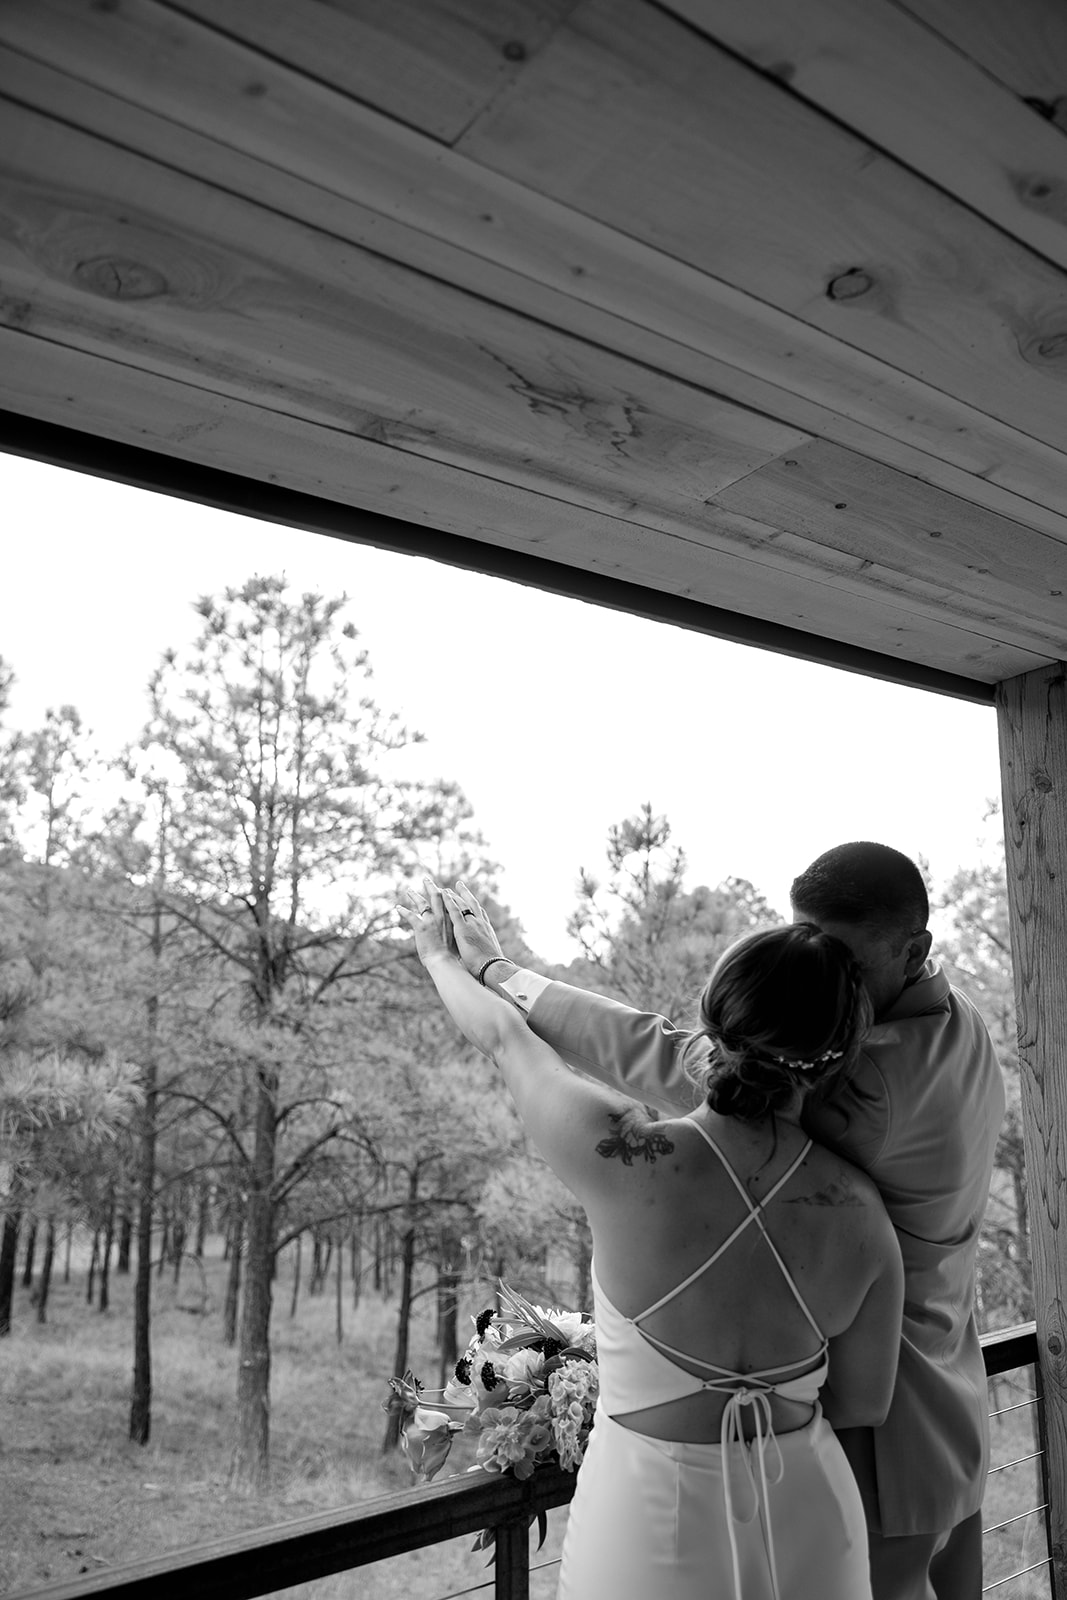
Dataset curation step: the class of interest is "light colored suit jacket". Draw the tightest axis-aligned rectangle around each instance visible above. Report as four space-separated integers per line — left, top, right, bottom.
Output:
527 961 1005 1536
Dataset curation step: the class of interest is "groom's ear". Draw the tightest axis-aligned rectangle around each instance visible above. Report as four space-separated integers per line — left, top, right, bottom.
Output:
903 930 933 978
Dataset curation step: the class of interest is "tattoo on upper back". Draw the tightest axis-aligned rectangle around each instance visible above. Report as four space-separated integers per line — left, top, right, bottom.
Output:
596 1109 675 1166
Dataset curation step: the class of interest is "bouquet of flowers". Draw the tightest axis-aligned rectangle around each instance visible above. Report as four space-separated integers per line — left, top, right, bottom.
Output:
384 1283 598 1487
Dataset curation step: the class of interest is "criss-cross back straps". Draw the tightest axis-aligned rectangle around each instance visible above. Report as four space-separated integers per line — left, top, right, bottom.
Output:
634 1123 821 1346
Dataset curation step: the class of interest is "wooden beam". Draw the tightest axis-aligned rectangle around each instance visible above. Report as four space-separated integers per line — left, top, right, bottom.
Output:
0 329 1047 686
0 408 1000 704
997 661 1067 1598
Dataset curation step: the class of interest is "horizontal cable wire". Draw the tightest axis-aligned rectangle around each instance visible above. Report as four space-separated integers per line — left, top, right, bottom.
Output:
987 1450 1043 1475
430 1550 563 1599
981 1556 1053 1591
434 1579 493 1600
983 1503 1049 1535
989 1398 1039 1420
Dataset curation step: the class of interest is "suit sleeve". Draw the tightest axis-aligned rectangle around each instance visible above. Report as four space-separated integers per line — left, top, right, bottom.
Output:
526 980 701 1118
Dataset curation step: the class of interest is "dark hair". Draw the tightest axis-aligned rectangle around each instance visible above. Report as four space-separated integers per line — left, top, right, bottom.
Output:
693 924 871 1122
789 841 928 949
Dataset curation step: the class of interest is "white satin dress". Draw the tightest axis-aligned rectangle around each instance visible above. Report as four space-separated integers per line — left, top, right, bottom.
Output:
557 1126 871 1600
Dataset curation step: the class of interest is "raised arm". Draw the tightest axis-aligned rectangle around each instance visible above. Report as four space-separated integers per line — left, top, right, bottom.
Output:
400 882 633 1203
447 881 699 1117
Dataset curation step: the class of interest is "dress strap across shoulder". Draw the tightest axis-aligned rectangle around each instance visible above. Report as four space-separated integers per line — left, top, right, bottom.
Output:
635 1125 814 1326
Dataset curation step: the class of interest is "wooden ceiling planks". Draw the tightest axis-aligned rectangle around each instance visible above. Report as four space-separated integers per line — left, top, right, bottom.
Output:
1 0 1066 692
6 0 1067 537
713 440 1067 655
164 0 581 144
900 0 1067 117
0 103 817 519
659 0 1067 274
457 0 1067 458
0 333 1046 688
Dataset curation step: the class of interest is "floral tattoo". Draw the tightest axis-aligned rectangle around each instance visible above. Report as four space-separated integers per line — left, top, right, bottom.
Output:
596 1109 675 1165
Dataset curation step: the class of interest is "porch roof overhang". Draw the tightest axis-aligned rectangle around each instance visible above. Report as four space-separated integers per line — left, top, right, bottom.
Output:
2 0 1067 703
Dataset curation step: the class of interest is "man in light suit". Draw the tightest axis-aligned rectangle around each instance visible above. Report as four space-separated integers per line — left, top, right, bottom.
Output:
449 841 1005 1600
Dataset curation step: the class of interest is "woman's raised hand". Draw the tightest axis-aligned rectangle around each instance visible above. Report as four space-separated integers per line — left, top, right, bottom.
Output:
398 878 456 968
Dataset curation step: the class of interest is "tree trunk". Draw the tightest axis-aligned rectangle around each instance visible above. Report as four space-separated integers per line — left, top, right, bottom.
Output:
382 1177 418 1455
350 1226 362 1310
21 1217 37 1288
289 1233 301 1319
172 1214 186 1287
224 1197 244 1347
117 1207 133 1275
335 1229 344 1346
99 1190 116 1313
86 1230 100 1305
310 1231 325 1295
195 1183 210 1258
0 1211 20 1336
437 1230 461 1389
63 1221 73 1284
129 1045 158 1445
229 1064 277 1493
157 1206 170 1277
35 1218 56 1324
574 1226 592 1313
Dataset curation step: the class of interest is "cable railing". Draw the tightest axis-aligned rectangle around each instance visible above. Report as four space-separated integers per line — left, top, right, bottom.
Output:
9 1324 1048 1600
981 1325 1050 1596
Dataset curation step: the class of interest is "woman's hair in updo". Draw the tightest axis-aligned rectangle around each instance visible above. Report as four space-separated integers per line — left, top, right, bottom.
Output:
692 924 871 1123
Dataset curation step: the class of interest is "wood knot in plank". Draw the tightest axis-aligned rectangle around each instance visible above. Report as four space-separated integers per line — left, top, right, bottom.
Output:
1018 328 1067 365
1011 171 1067 222
73 256 168 300
826 268 874 301
0 298 32 329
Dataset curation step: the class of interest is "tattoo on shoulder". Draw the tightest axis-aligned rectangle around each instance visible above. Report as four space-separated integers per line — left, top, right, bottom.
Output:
596 1110 675 1166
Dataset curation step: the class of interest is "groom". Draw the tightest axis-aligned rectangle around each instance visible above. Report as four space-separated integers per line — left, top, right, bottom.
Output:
450 842 1005 1600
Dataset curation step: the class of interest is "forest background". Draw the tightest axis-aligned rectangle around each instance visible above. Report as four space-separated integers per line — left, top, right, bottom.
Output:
0 547 1028 1595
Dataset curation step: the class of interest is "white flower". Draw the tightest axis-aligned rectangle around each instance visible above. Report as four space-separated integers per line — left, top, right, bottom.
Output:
401 1406 458 1480
502 1346 547 1398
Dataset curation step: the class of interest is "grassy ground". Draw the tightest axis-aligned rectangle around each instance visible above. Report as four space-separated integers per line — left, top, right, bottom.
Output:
0 1241 1051 1598
0 1239 566 1599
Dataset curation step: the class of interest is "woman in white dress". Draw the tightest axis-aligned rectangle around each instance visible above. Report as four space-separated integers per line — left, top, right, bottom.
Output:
401 882 903 1600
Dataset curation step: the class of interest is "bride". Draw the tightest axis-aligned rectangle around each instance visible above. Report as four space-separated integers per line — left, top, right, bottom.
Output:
401 880 903 1600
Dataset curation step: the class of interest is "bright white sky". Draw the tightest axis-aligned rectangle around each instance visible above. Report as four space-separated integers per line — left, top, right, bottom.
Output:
1 450 1004 962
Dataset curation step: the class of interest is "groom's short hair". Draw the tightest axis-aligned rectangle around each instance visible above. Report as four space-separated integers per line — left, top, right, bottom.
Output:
790 841 929 947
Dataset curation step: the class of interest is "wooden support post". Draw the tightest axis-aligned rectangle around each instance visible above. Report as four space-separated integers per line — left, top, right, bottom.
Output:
493 1517 529 1600
997 662 1067 1599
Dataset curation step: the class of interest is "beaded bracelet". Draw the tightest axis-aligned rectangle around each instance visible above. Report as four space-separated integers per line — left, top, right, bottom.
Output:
477 956 512 986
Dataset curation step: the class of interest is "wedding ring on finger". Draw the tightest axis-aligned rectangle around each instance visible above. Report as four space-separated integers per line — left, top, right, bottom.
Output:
461 909 475 918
